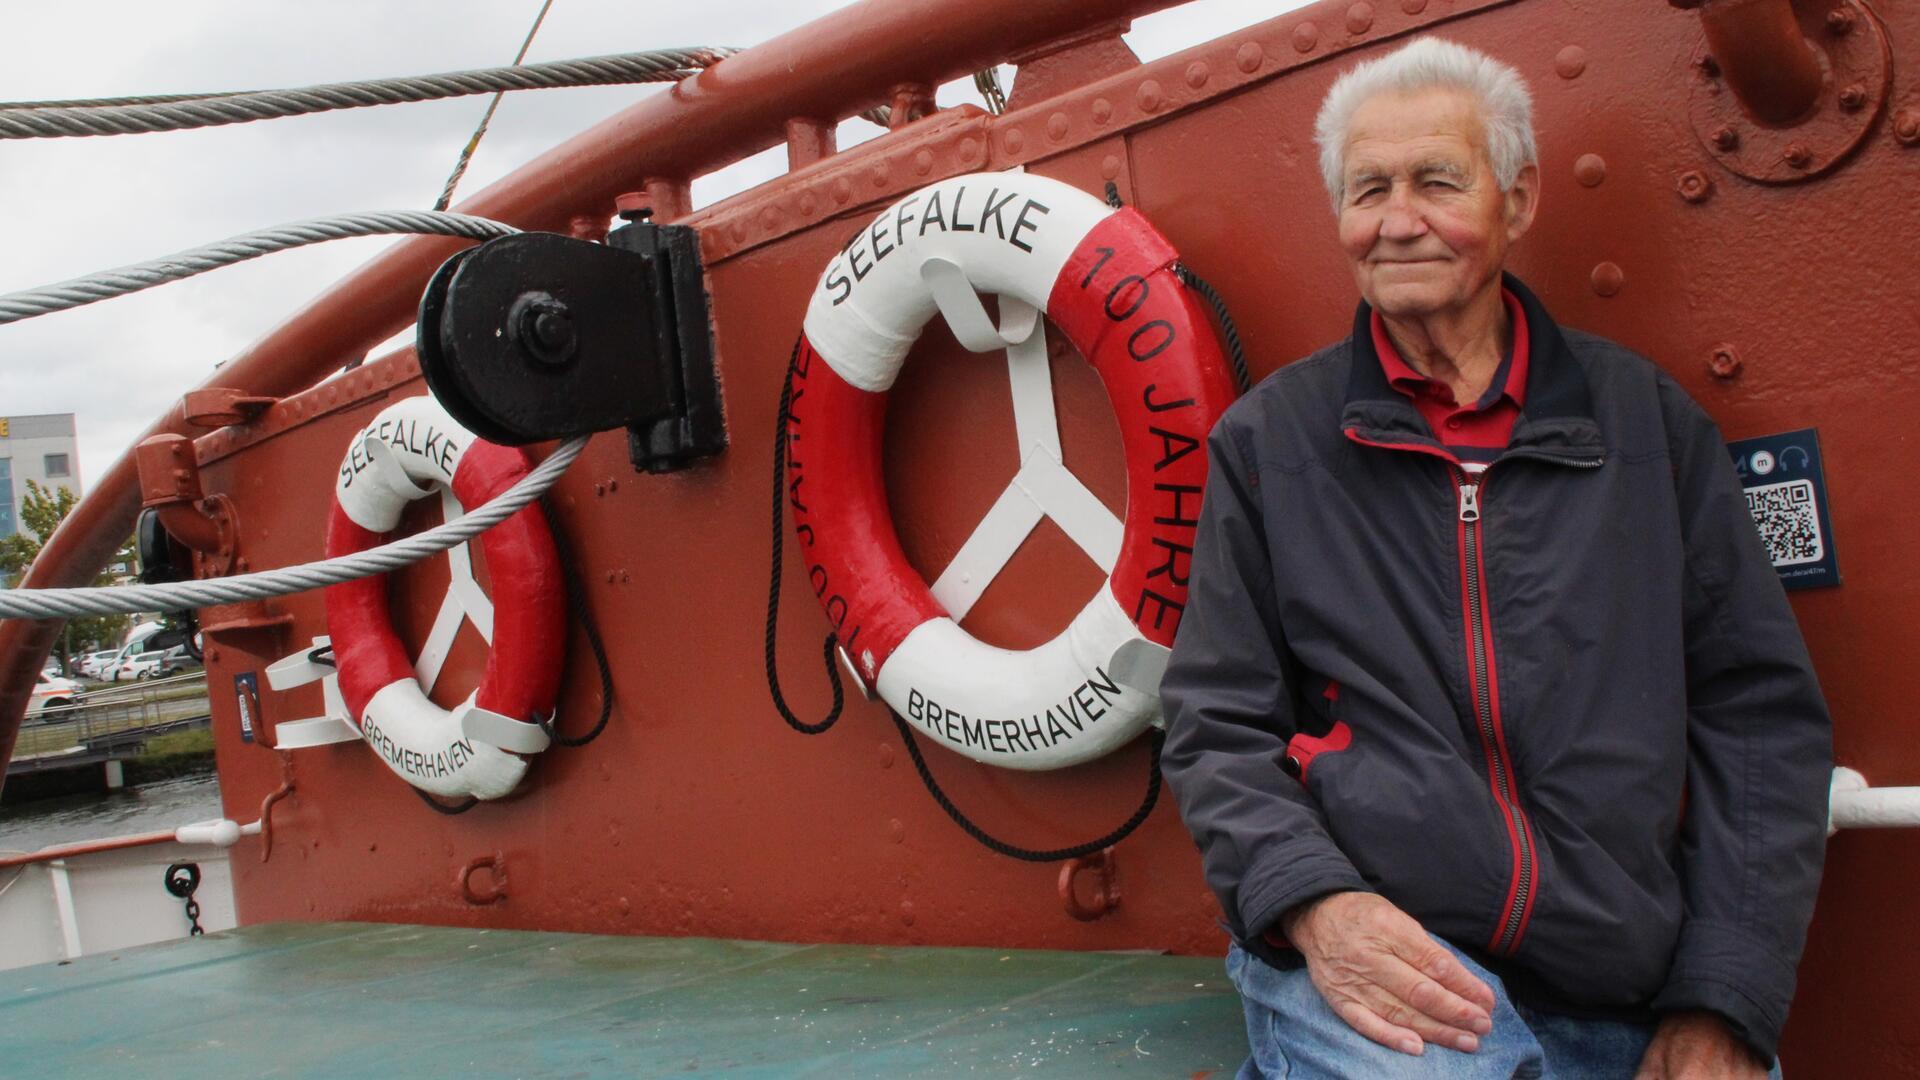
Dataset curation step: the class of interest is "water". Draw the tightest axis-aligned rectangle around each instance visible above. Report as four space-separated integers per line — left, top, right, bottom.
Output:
0 773 223 852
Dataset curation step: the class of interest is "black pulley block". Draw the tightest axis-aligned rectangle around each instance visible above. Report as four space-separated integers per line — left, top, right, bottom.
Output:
415 223 725 473
136 507 192 585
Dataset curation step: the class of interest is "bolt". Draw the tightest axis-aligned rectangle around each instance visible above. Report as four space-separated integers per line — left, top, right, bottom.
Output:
613 191 653 221
1676 170 1715 203
1894 109 1920 147
1826 8 1855 35
1708 345 1743 379
510 291 577 367
1783 143 1813 169
1839 83 1867 112
1711 126 1739 151
1694 53 1720 78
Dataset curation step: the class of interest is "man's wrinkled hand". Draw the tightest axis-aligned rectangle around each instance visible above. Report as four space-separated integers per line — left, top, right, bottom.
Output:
1633 1012 1768 1080
1278 891 1497 1057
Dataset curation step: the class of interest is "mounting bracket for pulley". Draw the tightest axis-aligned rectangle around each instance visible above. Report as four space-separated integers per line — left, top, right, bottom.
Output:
415 219 725 473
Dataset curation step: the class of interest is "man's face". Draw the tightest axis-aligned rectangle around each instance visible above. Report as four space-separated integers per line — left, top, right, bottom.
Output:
1335 88 1537 319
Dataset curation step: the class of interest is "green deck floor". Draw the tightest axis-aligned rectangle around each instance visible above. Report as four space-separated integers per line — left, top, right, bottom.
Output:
0 922 1247 1077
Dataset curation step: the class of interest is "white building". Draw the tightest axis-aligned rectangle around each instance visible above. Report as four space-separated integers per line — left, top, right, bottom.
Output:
0 413 81 539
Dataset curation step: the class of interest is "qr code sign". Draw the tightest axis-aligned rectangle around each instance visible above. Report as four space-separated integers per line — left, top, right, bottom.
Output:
1746 479 1824 567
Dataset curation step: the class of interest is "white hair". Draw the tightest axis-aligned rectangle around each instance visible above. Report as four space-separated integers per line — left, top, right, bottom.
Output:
1312 37 1537 206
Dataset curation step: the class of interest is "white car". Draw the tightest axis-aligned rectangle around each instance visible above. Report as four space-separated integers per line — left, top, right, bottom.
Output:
78 650 119 678
29 672 79 715
116 651 166 681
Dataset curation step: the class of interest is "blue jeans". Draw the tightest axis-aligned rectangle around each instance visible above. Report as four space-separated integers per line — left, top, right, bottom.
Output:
1225 940 1783 1079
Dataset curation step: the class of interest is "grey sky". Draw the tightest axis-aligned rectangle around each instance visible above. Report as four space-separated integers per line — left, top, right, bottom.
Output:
0 1 1307 488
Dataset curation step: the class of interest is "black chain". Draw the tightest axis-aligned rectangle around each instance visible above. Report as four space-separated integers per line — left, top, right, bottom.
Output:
163 862 204 936
891 712 1166 862
765 343 847 735
538 497 614 748
1173 264 1253 395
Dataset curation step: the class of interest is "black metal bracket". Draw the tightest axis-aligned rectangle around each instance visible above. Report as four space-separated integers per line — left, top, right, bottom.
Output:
415 219 726 473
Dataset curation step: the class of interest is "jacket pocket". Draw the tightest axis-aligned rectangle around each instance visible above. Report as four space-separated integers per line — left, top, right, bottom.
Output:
1283 679 1352 784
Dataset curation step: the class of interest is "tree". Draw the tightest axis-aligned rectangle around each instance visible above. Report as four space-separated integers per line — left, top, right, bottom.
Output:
0 480 137 673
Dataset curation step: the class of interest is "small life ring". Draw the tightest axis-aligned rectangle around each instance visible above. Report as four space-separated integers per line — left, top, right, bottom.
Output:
789 170 1236 770
324 395 565 799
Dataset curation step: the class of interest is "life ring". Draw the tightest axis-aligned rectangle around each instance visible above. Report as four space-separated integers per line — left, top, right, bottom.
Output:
789 171 1235 770
324 395 565 799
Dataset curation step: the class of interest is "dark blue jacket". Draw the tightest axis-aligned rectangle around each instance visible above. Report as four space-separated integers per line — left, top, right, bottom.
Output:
1160 276 1830 1059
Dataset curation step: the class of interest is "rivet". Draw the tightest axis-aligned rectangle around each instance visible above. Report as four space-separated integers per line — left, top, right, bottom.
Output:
888 819 906 844
1347 2 1375 34
1676 170 1714 203
605 571 617 584
913 149 934 175
761 207 779 229
1137 80 1164 112
1185 61 1209 89
1555 46 1587 80
618 897 631 916
832 177 851 203
594 482 606 496
1895 110 1920 146
1590 262 1624 297
620 569 630 583
1100 154 1122 180
1573 153 1607 187
1235 41 1264 73
730 222 746 243
1711 126 1740 151
1783 143 1813 169
1707 344 1743 379
1046 112 1069 141
1004 128 1025 154
799 192 816 215
208 648 222 663
877 742 895 769
607 478 617 492
899 900 915 927
1694 53 1720 79
1826 8 1855 36
1091 98 1113 124
1293 21 1319 53
958 136 981 163
1401 0 1427 12
871 160 890 186
1838 83 1867 112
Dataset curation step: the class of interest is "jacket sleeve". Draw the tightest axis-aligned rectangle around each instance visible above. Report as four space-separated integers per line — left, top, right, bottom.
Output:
1650 377 1833 1061
1160 417 1372 947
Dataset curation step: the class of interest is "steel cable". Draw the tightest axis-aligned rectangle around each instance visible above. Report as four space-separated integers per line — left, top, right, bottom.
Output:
0 210 517 325
0 49 734 139
0 436 587 619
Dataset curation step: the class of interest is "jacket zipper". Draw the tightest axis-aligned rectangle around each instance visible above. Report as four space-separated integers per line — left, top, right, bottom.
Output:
1455 470 1537 956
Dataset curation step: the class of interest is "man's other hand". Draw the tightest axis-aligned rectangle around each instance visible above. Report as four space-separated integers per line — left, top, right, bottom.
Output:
1633 1012 1769 1079
1279 891 1497 1056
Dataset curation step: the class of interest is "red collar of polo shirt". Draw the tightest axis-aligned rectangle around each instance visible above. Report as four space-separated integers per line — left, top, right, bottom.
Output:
1371 288 1530 412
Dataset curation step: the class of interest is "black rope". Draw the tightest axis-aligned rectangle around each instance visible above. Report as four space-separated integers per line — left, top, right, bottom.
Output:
765 342 847 734
538 497 613 747
414 788 479 815
891 712 1165 862
1175 264 1252 395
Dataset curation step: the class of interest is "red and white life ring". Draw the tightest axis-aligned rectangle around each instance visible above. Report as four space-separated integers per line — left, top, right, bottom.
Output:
788 170 1235 770
323 395 565 799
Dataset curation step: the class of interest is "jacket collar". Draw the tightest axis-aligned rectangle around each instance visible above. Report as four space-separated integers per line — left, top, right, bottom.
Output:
1341 272 1605 464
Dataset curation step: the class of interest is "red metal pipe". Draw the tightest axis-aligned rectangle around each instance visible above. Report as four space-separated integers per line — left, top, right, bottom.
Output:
0 830 180 870
0 0 1177 781
1693 0 1826 125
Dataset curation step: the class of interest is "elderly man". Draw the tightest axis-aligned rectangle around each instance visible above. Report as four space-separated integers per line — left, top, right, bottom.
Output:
1161 37 1830 1079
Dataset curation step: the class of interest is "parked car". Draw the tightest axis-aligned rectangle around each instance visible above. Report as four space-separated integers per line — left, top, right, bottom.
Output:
78 650 119 678
28 672 79 715
118 646 192 681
